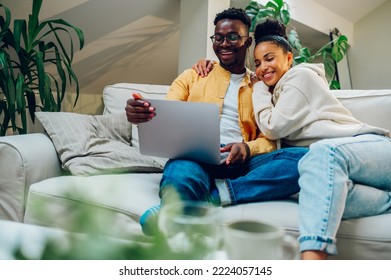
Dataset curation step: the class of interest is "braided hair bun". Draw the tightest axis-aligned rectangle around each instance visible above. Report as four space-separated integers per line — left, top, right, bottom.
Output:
254 18 292 52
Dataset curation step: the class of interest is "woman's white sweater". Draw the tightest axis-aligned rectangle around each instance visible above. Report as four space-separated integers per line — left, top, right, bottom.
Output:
252 63 389 147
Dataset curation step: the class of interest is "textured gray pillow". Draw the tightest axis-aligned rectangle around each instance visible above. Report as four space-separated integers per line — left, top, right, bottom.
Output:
36 112 163 176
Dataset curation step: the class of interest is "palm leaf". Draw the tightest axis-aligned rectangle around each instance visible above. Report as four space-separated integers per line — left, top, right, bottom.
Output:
63 61 80 106
53 50 67 107
13 19 27 53
15 74 25 113
24 87 36 121
0 4 11 40
26 0 43 47
0 1 84 135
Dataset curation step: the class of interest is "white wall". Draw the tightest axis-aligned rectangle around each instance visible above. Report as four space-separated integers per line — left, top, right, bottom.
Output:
285 0 353 43
233 0 354 41
178 0 230 73
349 0 391 89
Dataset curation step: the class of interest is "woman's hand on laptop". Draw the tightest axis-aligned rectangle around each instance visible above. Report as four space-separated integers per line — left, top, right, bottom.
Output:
125 93 156 124
220 142 250 165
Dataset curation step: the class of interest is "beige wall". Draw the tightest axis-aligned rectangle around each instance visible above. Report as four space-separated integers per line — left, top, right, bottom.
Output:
2 0 181 114
178 0 230 73
349 0 391 89
3 0 391 115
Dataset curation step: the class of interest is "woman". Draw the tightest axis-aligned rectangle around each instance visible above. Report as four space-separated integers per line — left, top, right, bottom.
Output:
252 18 391 260
193 18 391 259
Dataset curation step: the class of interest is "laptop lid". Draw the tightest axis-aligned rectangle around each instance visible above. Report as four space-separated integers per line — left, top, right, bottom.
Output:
137 99 224 165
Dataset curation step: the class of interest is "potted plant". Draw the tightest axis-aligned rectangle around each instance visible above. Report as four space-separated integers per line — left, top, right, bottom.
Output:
0 0 84 136
245 0 348 89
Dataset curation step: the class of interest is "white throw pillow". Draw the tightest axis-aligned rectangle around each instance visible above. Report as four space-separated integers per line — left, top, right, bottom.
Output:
36 112 163 176
102 83 169 116
102 83 170 167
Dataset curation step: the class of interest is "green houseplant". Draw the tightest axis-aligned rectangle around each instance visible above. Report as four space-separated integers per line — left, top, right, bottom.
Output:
245 0 348 89
11 190 216 260
0 0 84 135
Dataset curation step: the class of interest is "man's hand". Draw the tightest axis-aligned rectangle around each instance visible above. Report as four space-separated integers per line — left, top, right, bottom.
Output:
221 142 250 165
192 59 215 77
125 93 156 124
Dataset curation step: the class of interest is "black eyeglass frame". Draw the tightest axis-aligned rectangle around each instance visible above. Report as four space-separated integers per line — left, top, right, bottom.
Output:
210 32 249 45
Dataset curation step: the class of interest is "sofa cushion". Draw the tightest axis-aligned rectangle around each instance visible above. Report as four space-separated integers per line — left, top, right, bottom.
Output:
0 134 62 222
24 173 391 259
36 112 163 176
24 173 163 239
221 198 391 260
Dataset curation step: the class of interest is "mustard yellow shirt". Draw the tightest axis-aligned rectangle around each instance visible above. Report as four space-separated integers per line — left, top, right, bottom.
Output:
166 63 276 156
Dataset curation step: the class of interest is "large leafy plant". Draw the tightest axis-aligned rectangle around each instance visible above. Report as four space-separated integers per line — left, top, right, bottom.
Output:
245 0 348 89
0 0 84 135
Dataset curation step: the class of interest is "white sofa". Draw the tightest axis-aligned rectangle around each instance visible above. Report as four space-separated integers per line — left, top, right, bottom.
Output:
1 83 391 259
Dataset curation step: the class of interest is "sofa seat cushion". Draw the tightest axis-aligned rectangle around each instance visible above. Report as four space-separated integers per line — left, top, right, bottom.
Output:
24 173 391 259
223 200 391 259
24 173 163 239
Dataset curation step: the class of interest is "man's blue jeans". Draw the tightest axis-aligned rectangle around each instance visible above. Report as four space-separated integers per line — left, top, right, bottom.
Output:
159 147 308 206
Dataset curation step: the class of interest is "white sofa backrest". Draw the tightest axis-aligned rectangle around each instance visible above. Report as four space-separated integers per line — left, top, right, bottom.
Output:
103 83 170 115
103 84 391 146
333 89 391 132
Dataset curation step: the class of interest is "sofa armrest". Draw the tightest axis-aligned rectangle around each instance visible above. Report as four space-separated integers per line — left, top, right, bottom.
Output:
0 133 62 222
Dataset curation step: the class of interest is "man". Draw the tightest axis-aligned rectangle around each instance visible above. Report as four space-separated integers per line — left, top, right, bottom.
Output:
125 7 307 236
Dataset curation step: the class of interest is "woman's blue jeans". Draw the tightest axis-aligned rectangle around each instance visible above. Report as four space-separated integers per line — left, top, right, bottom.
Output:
159 147 308 206
298 134 391 255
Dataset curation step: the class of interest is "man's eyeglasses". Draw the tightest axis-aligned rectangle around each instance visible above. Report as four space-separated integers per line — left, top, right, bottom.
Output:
210 33 249 45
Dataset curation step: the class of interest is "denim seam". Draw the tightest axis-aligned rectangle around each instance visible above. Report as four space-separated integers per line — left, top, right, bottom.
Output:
298 235 335 244
225 180 237 205
322 146 335 236
299 238 338 255
309 140 352 253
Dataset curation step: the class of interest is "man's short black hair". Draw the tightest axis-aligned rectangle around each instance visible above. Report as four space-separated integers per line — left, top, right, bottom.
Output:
213 7 251 32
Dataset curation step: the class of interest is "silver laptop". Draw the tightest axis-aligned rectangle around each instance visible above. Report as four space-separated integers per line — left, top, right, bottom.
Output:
137 99 227 165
